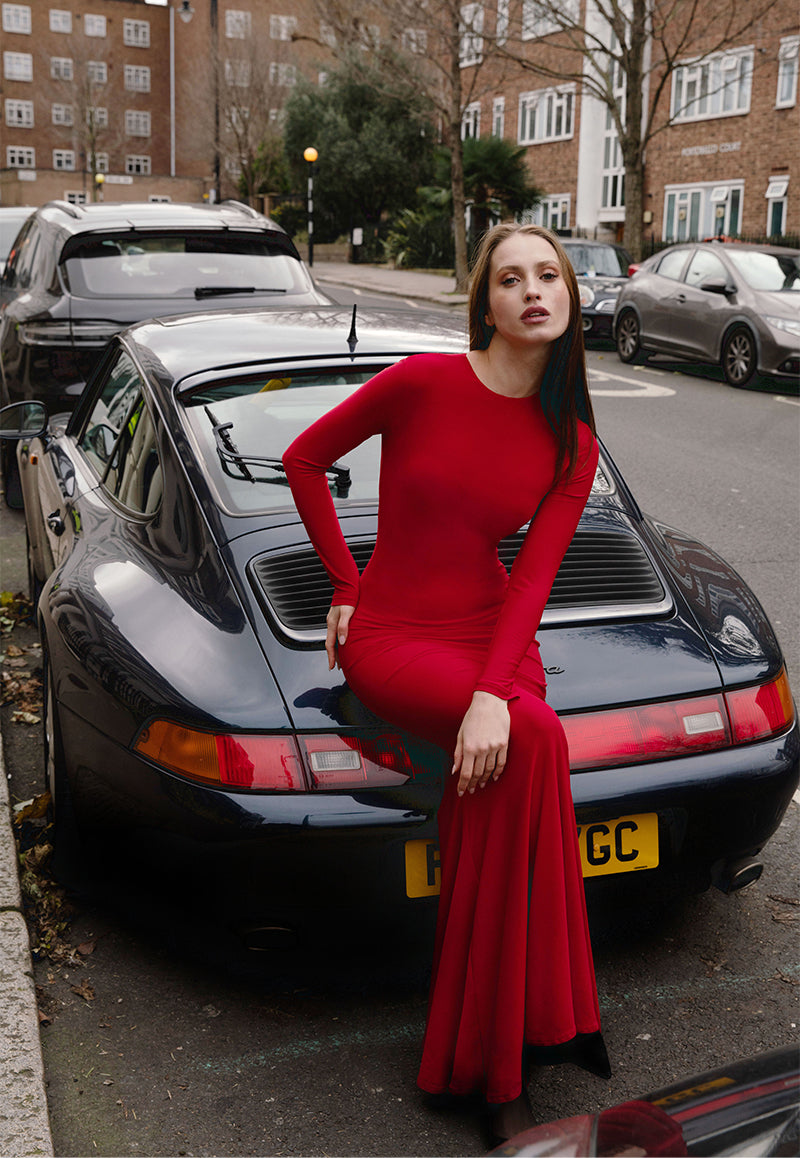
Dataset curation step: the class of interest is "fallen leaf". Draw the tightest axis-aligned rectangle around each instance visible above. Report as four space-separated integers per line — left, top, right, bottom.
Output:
11 709 42 725
71 979 96 1002
5 643 24 657
767 894 800 906
77 940 97 956
5 657 28 669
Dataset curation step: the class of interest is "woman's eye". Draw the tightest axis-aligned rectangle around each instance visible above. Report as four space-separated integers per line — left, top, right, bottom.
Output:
500 275 518 286
542 270 559 281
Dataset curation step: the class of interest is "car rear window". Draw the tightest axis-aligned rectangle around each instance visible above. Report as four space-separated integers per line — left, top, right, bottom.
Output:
60 231 310 299
725 249 800 292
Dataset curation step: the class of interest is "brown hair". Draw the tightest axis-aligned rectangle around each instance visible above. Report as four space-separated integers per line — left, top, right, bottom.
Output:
468 223 596 482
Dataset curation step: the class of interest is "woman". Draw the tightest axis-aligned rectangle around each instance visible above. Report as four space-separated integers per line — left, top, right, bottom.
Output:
282 223 610 1140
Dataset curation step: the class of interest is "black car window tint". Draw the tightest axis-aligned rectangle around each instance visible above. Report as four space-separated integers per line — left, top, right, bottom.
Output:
684 250 728 287
1 218 31 287
656 249 691 281
78 350 143 478
108 394 162 515
14 223 41 290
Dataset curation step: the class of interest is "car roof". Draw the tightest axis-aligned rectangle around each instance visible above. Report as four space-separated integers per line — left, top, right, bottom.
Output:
35 199 286 237
125 306 468 386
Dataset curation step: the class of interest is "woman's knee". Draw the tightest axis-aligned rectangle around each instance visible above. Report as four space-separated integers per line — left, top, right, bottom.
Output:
509 693 567 753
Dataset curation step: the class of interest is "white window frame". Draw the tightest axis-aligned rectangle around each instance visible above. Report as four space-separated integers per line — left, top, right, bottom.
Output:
51 56 73 80
84 13 106 37
123 19 150 48
601 60 625 211
53 148 75 171
93 152 109 173
459 3 484 68
49 8 71 32
124 65 151 93
87 60 108 84
6 144 35 167
268 61 296 86
3 4 31 33
125 109 151 137
461 101 481 139
149 195 171 203
524 195 570 231
492 96 505 137
518 84 575 144
670 47 753 123
5 98 34 127
270 14 297 41
87 106 108 129
319 21 336 48
125 154 151 176
776 37 799 108
765 178 789 236
65 191 88 205
225 9 251 39
522 0 578 40
401 28 427 54
662 180 745 242
496 0 509 46
52 102 73 126
225 58 251 87
3 51 33 80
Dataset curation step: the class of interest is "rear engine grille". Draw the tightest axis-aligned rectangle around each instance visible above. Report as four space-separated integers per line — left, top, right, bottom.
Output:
251 528 670 642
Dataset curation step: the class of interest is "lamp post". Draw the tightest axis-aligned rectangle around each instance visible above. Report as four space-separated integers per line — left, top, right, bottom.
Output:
177 0 219 203
303 146 318 267
94 172 105 203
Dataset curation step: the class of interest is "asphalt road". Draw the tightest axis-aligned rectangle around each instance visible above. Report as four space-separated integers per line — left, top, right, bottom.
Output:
1 313 798 1158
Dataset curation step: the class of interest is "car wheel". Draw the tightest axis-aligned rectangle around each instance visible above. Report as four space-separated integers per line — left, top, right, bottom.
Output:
722 326 757 388
43 657 81 868
616 310 643 363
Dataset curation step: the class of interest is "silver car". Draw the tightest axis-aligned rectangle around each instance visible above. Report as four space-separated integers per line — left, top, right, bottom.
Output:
614 242 800 387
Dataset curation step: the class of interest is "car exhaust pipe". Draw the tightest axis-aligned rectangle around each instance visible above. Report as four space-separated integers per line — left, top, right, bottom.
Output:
712 857 764 895
239 924 298 951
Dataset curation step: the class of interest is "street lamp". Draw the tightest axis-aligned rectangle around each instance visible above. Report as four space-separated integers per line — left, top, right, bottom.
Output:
94 172 105 203
176 0 219 203
303 146 318 267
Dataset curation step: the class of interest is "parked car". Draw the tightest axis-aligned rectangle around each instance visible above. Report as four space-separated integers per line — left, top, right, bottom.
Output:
1 307 797 948
493 1045 799 1156
0 205 34 276
614 241 800 387
560 239 632 341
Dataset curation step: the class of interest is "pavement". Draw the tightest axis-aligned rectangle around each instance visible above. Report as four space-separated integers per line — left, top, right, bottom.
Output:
311 260 470 308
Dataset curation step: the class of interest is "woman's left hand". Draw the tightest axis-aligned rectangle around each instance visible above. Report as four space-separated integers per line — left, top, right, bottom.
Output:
452 691 510 797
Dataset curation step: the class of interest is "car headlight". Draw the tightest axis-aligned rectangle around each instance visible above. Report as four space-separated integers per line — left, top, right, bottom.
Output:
766 315 800 338
579 285 595 307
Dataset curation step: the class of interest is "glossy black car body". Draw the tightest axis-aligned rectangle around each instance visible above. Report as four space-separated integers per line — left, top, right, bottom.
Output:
3 307 797 947
561 239 632 341
494 1045 799 1156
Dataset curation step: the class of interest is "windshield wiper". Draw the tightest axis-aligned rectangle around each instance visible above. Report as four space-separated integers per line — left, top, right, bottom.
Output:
194 285 288 298
203 407 351 496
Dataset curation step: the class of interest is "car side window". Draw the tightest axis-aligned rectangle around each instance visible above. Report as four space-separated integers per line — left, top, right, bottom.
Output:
8 221 40 291
684 250 728 288
656 249 691 281
79 350 141 476
106 394 163 515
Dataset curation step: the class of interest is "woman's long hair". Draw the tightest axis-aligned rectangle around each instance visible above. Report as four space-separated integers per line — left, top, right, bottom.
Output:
468 223 596 482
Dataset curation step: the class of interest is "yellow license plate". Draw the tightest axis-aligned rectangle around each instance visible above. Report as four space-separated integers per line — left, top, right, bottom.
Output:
405 813 658 897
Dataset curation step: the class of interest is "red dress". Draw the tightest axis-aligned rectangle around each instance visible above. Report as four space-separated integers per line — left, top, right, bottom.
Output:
283 352 604 1104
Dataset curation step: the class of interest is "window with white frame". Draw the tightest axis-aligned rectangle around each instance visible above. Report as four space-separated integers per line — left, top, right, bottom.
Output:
87 106 108 128
52 102 73 125
776 37 799 108
66 191 88 205
225 9 251 38
225 59 251 86
126 154 151 175
492 96 505 137
496 0 508 46
3 51 33 80
84 14 106 36
53 149 75 170
766 177 788 236
270 14 297 40
319 21 336 47
6 99 34 127
462 101 481 139
49 8 71 32
123 19 150 48
522 0 578 39
459 4 483 68
518 85 575 144
93 152 109 172
269 61 296 86
3 4 31 33
51 56 73 80
521 195 570 231
7 145 35 167
601 59 625 210
663 181 744 241
401 28 427 54
149 195 171 203
124 65 150 92
670 47 753 122
87 60 107 84
125 109 151 136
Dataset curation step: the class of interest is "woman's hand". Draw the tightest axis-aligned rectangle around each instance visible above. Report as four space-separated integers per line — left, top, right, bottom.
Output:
325 604 356 670
452 691 510 797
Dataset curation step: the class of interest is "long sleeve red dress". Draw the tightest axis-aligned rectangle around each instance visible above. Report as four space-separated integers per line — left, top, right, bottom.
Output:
282 351 605 1105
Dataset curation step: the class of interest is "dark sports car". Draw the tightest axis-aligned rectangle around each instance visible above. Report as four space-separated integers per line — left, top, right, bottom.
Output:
1 307 797 948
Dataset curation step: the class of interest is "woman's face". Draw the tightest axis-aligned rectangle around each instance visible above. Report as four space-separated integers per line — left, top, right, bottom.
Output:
484 232 572 352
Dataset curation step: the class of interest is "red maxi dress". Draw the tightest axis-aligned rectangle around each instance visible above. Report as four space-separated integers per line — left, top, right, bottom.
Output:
282 352 605 1104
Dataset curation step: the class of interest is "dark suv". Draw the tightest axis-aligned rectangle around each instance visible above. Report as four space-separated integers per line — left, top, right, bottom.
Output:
0 199 329 412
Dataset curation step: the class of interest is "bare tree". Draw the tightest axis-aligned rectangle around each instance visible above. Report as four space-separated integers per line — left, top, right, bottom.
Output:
497 0 784 259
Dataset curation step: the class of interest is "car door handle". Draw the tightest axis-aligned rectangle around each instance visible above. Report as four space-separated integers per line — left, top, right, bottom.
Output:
675 293 687 303
47 510 66 537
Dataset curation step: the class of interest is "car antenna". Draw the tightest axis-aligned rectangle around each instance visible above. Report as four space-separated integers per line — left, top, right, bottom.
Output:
347 304 358 356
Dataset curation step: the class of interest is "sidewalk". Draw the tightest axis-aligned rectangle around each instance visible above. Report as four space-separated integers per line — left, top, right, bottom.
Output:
311 260 470 309
0 502 54 1158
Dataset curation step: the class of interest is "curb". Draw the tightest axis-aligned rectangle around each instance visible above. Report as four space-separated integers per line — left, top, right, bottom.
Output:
312 265 469 309
0 727 54 1157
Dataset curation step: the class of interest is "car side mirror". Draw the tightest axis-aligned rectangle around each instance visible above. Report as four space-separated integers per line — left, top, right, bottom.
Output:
700 277 736 296
0 400 48 439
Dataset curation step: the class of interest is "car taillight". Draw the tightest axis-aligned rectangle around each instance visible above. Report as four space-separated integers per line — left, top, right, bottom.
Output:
562 670 795 772
18 321 74 346
134 722 416 792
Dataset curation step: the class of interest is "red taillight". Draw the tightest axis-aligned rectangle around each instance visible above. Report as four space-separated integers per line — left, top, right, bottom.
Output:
725 669 795 743
299 733 414 790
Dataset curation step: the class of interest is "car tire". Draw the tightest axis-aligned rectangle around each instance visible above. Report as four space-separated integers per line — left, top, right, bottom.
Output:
722 326 757 388
43 656 81 870
616 310 643 364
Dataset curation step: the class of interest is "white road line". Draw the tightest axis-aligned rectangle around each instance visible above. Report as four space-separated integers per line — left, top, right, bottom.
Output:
776 395 800 407
793 788 800 805
589 367 677 398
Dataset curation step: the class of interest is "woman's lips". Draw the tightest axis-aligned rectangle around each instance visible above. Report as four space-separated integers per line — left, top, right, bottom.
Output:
521 306 550 321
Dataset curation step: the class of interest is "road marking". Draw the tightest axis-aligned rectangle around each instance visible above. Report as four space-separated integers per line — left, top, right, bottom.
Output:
776 395 800 407
793 788 800 805
402 298 422 308
589 368 677 397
